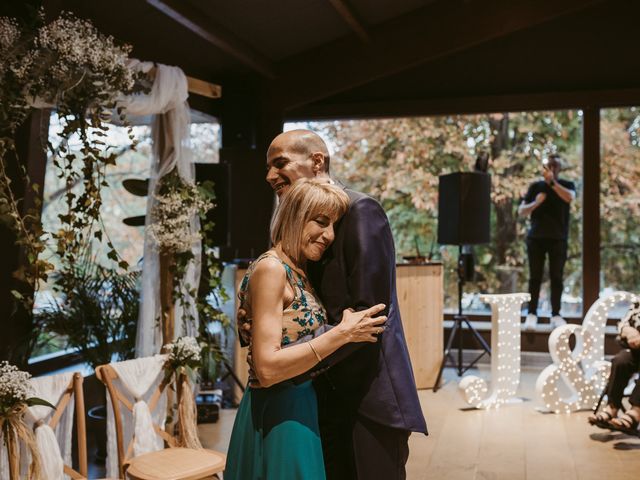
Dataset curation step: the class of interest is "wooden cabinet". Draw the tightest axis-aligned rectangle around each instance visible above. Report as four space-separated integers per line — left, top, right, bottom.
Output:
232 263 444 400
396 263 444 389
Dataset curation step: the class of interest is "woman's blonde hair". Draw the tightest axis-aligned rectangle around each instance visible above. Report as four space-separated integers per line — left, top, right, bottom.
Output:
270 179 350 264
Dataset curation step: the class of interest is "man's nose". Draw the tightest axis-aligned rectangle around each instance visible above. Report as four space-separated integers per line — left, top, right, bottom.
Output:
266 166 278 183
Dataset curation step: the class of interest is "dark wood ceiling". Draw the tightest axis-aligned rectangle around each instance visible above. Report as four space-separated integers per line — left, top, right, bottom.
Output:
38 0 640 119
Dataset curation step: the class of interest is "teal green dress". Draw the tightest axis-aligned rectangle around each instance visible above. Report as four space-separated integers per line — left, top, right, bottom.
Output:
225 253 327 480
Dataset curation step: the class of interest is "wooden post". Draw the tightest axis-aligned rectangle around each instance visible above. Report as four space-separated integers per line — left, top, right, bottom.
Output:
159 250 175 348
159 250 177 437
73 373 88 477
582 107 600 316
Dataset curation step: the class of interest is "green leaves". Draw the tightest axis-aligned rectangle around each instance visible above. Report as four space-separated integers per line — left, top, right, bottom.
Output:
25 397 55 409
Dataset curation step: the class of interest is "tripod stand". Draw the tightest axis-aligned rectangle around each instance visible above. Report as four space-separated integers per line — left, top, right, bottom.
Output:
433 245 491 392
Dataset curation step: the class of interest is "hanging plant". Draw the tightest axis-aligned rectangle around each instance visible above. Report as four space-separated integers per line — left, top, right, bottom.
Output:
148 169 229 337
0 9 141 317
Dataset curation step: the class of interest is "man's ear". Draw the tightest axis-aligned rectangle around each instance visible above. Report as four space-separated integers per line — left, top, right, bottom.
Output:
311 152 325 174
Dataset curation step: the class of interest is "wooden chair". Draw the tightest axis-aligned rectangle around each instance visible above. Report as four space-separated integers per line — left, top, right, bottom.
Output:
2 371 88 480
96 362 225 480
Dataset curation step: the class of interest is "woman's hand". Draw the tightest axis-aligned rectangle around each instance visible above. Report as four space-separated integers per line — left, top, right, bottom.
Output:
335 303 387 343
627 331 640 349
237 307 251 345
621 326 640 349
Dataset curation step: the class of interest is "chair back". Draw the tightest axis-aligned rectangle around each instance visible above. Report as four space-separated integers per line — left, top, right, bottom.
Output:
95 355 174 479
0 371 87 480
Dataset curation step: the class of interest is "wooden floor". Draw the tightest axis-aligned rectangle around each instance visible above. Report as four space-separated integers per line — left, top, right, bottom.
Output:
199 366 640 480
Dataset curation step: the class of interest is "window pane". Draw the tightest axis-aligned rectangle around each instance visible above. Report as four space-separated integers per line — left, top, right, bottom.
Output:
31 112 220 359
600 107 640 317
287 111 583 317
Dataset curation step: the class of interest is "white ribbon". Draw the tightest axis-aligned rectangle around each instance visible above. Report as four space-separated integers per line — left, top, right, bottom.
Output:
125 62 200 359
132 400 163 457
106 355 168 478
34 424 64 480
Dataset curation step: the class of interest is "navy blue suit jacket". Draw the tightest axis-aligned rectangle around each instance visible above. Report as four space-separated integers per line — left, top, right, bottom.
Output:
309 189 427 434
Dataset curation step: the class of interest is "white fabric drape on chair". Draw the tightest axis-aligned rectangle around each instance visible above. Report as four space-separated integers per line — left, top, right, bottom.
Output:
106 354 168 479
0 372 75 480
121 61 201 358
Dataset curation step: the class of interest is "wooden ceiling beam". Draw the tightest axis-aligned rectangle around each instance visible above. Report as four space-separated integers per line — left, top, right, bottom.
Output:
146 0 276 79
285 87 640 121
273 0 605 110
328 0 370 43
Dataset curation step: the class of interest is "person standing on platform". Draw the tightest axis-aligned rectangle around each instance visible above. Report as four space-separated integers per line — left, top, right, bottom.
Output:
240 129 427 480
518 153 576 330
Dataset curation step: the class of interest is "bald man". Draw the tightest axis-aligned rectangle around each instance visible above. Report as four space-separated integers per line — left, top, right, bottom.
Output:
262 130 427 480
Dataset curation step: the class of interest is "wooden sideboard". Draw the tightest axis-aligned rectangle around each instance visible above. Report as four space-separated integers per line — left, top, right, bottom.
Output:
396 263 444 389
232 262 444 401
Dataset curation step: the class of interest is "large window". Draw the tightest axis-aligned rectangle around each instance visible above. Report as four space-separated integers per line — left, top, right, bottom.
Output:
31 112 220 358
600 107 640 315
287 110 583 316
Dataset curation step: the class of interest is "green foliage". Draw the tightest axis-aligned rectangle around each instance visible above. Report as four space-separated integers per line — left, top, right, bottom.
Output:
311 111 584 311
0 9 141 364
600 107 640 293
38 254 139 371
150 169 230 381
25 397 55 410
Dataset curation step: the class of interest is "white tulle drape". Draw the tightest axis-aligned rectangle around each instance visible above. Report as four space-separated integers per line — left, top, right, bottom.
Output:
120 61 201 358
0 372 75 480
106 355 168 478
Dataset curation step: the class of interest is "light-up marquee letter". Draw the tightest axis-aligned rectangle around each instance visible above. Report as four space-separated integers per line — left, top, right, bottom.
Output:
459 293 530 408
535 291 637 413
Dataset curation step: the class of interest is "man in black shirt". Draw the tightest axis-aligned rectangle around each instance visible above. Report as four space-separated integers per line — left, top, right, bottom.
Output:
518 154 576 330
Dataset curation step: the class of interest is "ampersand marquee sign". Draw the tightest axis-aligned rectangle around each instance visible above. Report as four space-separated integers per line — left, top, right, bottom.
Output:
459 293 530 409
535 291 638 413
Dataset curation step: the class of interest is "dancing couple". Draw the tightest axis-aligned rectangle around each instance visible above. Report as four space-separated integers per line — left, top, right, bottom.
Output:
225 130 428 479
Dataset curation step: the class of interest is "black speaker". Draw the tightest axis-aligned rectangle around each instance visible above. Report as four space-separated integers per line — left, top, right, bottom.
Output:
437 172 491 245
195 163 230 247
219 148 273 260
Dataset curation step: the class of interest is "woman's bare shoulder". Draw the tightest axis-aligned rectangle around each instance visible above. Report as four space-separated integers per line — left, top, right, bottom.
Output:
249 255 286 286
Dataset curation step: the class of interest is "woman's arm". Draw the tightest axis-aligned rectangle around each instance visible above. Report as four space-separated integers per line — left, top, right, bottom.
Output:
250 258 385 387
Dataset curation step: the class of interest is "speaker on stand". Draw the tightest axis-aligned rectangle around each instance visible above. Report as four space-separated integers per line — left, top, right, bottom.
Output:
433 171 492 392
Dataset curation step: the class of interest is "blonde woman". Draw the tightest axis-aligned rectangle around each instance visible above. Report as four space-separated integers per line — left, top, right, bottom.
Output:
225 179 386 480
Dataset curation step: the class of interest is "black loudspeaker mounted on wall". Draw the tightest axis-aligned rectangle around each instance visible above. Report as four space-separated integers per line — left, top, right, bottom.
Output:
195 163 230 247
437 171 491 245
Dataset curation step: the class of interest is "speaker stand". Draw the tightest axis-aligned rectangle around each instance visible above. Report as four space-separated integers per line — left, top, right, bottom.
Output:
433 246 491 392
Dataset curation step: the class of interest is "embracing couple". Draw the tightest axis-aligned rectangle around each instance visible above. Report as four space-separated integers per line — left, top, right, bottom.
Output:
225 130 428 480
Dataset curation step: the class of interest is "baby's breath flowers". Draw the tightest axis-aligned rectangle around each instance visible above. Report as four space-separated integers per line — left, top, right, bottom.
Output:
163 336 204 387
0 361 32 415
165 336 203 369
148 174 214 254
0 362 54 479
30 11 135 108
1 10 140 339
